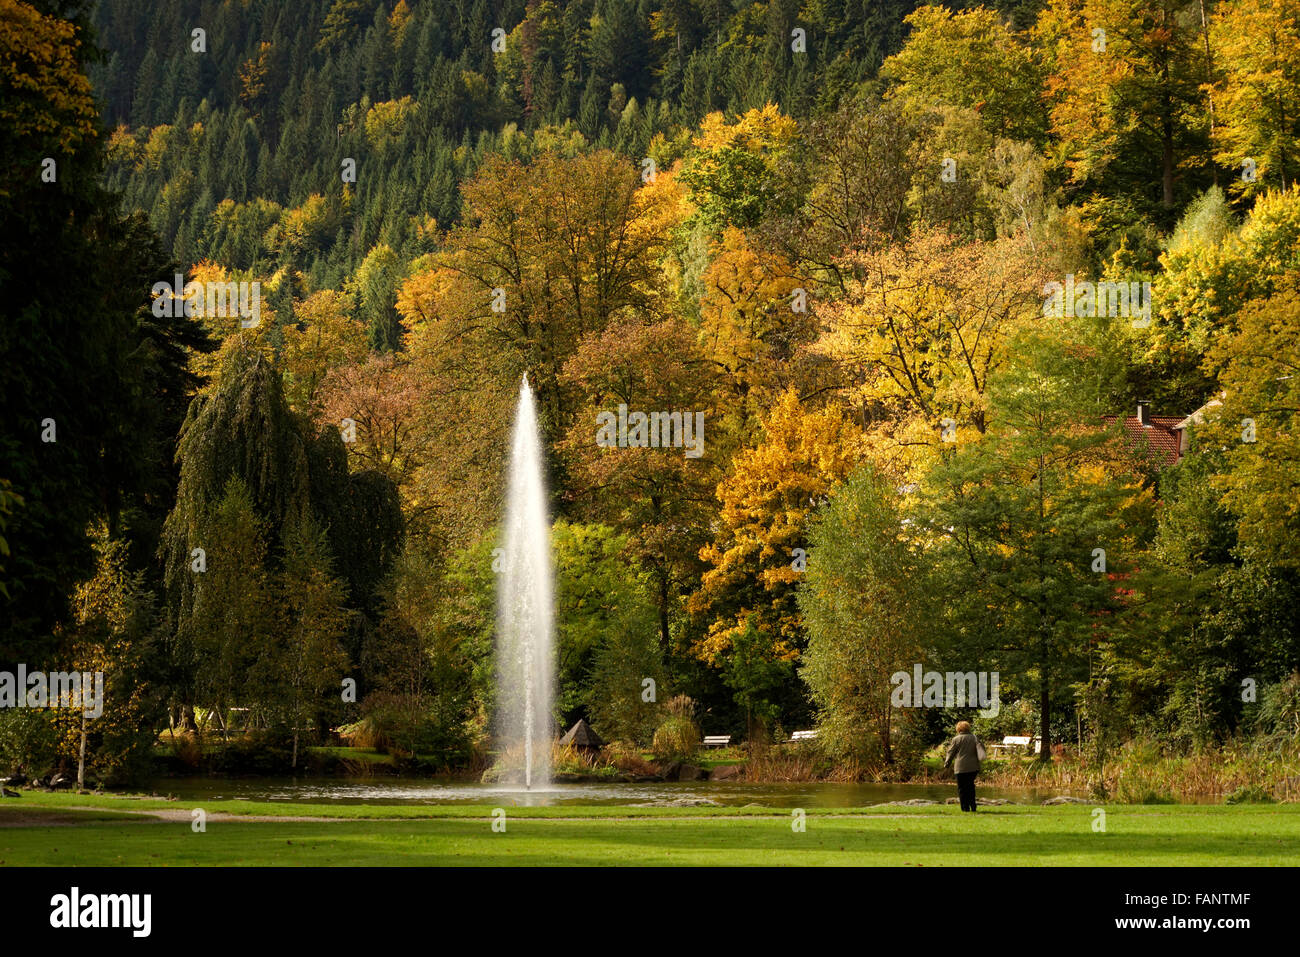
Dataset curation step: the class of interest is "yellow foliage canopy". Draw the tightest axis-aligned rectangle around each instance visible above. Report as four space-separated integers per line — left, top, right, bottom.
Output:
690 389 865 666
0 0 98 197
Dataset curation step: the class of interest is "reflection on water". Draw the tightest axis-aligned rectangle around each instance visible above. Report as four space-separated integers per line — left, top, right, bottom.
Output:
144 777 1085 808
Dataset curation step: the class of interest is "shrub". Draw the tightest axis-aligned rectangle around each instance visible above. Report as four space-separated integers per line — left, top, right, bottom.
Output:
360 691 473 766
170 731 202 768
602 741 658 777
1255 673 1300 737
665 694 695 720
1225 783 1275 805
0 709 60 777
1116 780 1178 804
652 716 701 762
337 716 386 751
207 730 297 774
747 740 842 782
552 741 618 778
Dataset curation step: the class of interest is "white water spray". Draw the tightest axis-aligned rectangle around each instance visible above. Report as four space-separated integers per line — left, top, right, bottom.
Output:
496 374 554 789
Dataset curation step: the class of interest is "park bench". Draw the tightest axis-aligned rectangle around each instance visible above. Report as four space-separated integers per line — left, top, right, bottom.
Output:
702 735 732 748
990 734 1040 757
789 730 819 743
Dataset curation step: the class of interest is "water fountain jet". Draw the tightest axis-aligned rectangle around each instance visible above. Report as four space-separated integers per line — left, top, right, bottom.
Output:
496 373 554 789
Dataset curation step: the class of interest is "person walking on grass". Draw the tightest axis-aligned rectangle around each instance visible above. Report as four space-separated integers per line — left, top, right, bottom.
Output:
944 720 987 812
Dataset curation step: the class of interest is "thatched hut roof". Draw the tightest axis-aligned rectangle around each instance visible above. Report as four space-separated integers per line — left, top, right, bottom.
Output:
560 718 604 750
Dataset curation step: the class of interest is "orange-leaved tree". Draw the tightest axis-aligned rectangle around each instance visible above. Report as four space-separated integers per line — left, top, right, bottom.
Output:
689 389 865 678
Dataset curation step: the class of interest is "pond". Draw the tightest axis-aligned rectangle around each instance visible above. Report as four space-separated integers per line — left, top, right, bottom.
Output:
144 777 1085 807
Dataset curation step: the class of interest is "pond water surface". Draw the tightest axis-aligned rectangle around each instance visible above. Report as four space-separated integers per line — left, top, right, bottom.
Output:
145 777 1089 807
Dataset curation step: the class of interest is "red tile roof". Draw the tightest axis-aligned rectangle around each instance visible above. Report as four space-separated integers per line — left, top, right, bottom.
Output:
1101 414 1183 467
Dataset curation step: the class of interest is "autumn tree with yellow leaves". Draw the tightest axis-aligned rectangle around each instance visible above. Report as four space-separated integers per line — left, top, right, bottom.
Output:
815 228 1049 478
689 389 864 735
697 227 820 454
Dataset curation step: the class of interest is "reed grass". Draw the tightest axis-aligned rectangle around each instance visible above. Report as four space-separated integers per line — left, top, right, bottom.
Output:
981 735 1300 801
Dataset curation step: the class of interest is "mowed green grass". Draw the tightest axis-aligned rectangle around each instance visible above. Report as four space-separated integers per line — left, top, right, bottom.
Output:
1 792 1297 866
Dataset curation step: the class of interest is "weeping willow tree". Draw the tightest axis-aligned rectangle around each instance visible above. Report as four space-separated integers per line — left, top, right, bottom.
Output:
303 423 405 618
161 335 402 732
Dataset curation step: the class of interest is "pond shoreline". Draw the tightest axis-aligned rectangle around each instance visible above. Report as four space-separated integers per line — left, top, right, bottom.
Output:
44 736 1292 807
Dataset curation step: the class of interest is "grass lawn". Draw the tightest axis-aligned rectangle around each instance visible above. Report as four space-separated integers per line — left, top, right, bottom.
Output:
1 791 1297 865
305 746 396 763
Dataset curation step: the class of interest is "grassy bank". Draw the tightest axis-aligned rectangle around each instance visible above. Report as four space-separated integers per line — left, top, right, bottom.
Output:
713 736 1300 803
1 791 1298 866
95 734 1300 802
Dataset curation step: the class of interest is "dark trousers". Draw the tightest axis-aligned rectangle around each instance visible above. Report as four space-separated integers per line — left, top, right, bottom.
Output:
956 771 979 811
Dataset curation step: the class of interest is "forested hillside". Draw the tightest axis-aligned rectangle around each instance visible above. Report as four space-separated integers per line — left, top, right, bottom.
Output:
91 0 924 286
2 0 1298 785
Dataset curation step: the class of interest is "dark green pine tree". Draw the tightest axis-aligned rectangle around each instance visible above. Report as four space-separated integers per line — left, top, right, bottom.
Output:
590 0 650 102
1 2 214 663
130 46 160 127
360 4 394 101
578 70 604 139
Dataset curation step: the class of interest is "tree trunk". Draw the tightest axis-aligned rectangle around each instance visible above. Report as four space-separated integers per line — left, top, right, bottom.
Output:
1162 117 1175 208
746 709 767 750
1197 0 1217 187
1037 447 1051 762
1039 649 1052 763
1162 52 1176 208
658 570 671 653
77 709 87 790
881 698 893 764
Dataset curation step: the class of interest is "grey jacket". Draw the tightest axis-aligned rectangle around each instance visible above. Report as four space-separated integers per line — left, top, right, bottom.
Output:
944 732 985 774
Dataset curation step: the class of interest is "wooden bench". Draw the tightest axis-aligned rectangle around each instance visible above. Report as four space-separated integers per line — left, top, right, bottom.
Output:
789 730 818 742
990 734 1040 756
702 735 732 748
